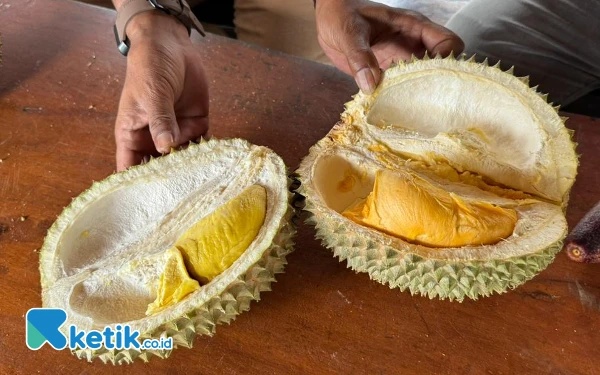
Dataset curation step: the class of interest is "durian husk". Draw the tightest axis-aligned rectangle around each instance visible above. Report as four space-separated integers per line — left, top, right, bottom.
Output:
74 219 295 364
297 54 578 302
39 139 297 364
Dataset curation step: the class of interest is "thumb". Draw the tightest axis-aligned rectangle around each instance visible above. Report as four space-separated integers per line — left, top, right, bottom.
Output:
339 28 381 94
145 95 180 154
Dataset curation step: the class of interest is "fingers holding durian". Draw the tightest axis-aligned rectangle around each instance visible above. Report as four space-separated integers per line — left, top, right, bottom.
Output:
114 12 209 172
315 0 464 94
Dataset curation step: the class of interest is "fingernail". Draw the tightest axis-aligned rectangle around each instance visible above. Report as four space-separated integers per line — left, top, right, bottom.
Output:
156 132 174 153
356 68 376 94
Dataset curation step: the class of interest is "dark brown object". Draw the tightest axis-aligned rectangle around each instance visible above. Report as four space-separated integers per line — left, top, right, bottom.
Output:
1 1 600 374
564 201 600 263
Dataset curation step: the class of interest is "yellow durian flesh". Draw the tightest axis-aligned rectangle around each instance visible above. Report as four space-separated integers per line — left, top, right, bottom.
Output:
342 169 518 248
146 247 200 315
147 184 267 314
39 139 295 363
297 57 578 301
359 61 577 203
177 184 267 284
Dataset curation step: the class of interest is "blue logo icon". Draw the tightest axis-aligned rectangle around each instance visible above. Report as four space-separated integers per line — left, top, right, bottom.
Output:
26 308 173 351
26 308 68 350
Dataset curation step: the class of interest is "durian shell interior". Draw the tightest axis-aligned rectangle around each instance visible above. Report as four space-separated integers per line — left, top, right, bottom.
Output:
40 139 294 359
297 56 578 300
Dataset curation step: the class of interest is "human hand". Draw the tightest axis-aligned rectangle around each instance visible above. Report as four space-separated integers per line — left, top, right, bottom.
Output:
114 12 209 171
315 0 464 93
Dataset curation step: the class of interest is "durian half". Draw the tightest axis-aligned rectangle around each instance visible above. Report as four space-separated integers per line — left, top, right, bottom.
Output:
297 55 578 302
39 139 296 364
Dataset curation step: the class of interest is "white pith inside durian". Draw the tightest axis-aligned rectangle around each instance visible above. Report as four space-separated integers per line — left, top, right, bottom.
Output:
310 148 566 261
297 56 578 301
41 139 291 336
345 58 577 203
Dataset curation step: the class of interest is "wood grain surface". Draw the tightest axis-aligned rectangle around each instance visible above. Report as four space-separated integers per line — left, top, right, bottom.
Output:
0 1 598 374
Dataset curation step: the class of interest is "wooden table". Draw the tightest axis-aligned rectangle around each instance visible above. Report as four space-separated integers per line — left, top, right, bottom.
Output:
1 1 599 374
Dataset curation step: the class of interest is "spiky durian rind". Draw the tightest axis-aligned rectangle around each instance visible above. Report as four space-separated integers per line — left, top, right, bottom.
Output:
296 55 575 302
40 138 267 288
40 138 297 364
303 198 559 302
73 211 295 364
342 53 578 204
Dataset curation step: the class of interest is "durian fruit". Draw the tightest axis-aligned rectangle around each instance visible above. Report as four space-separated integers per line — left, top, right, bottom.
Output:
297 55 578 302
39 139 296 364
